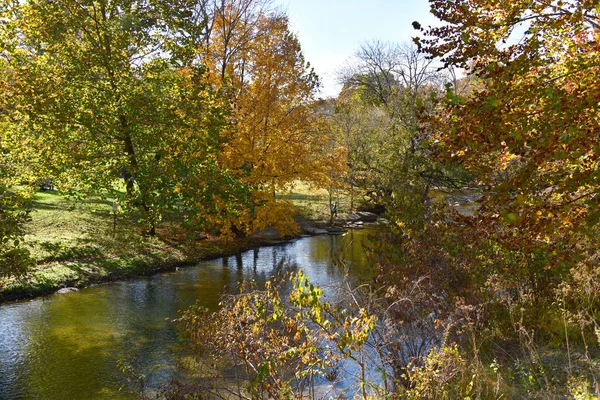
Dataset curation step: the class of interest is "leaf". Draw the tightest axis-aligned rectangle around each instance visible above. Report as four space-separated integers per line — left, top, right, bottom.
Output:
586 210 600 227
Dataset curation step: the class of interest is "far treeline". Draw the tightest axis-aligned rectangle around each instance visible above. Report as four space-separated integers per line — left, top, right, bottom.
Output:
2 0 600 398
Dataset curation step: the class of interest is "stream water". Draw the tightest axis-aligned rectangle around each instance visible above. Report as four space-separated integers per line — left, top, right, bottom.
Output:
0 227 376 400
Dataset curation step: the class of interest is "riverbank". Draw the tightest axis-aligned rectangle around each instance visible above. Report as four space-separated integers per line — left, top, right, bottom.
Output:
1 234 255 303
0 190 354 303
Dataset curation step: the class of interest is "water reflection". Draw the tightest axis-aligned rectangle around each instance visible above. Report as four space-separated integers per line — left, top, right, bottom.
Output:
0 227 376 400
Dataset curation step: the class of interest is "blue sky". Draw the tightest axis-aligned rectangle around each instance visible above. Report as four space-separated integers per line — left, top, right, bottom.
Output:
275 0 440 97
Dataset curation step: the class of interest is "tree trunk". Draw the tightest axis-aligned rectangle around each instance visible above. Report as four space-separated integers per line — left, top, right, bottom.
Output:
329 185 334 226
121 116 155 236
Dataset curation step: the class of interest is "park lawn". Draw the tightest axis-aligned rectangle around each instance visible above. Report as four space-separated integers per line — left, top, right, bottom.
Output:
25 190 148 263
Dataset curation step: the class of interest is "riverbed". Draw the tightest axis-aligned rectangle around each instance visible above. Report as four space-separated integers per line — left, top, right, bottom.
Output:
0 227 376 400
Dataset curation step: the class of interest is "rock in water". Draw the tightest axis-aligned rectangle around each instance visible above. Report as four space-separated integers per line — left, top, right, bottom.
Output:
303 227 329 235
346 211 378 222
56 287 79 294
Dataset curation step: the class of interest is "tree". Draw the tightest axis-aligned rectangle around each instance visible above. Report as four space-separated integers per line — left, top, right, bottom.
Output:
338 41 458 223
403 4 600 393
332 91 390 209
418 0 600 269
0 121 34 278
0 0 232 235
198 0 339 235
311 98 348 224
0 188 33 279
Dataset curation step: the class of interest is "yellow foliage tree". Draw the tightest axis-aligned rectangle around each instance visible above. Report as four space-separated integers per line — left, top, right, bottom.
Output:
202 0 344 234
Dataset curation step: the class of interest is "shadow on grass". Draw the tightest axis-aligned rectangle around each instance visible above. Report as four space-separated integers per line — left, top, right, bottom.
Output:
35 189 61 196
38 241 104 263
30 201 71 212
32 193 113 209
2 194 193 301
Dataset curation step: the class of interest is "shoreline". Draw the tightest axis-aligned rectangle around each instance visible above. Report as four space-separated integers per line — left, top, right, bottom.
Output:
0 225 348 304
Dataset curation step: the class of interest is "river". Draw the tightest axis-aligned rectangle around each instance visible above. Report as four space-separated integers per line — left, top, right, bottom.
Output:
0 227 376 400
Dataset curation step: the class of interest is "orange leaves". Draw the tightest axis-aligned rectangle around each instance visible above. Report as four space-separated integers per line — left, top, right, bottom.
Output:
418 0 600 276
251 199 300 237
199 1 333 234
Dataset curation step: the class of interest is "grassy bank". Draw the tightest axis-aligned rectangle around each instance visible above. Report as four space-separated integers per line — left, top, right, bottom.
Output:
279 181 353 221
0 186 344 303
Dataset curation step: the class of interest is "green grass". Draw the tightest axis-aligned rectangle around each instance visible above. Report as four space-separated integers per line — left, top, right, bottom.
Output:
281 181 354 221
0 190 190 301
25 191 162 263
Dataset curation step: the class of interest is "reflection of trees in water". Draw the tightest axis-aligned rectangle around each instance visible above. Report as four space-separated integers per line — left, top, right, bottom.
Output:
8 290 142 399
253 247 259 271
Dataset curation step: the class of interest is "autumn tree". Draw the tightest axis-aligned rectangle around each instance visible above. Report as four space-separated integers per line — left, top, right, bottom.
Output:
0 0 235 235
384 1 600 395
310 98 348 224
418 0 600 274
337 41 463 222
0 188 33 279
195 0 339 235
332 91 389 210
0 120 34 278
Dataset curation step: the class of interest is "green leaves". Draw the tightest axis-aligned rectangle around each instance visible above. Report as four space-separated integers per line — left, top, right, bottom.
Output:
503 212 519 224
585 210 600 228
0 0 243 236
485 95 501 109
0 186 34 277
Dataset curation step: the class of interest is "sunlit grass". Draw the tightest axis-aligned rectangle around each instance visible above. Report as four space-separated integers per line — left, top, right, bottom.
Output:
25 191 150 262
0 189 186 300
281 181 353 221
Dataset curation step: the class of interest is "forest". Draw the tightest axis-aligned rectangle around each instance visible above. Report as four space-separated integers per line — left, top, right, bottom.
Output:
0 0 599 399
